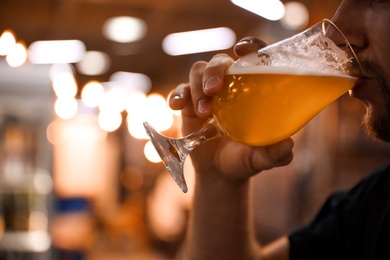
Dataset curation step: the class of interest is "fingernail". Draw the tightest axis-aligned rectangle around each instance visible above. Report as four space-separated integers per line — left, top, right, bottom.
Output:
198 99 210 114
171 94 182 100
170 92 183 102
204 77 221 91
235 39 251 46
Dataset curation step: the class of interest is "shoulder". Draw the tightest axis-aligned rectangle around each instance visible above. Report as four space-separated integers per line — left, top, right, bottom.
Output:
348 163 390 198
288 163 390 260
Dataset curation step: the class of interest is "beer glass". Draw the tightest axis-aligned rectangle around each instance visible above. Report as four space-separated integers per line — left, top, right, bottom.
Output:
144 19 362 193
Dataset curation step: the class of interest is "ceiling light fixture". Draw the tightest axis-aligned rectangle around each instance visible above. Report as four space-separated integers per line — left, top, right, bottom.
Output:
28 40 86 64
231 0 285 21
280 1 309 30
76 50 110 76
102 16 147 43
0 30 16 56
109 71 152 94
162 27 236 56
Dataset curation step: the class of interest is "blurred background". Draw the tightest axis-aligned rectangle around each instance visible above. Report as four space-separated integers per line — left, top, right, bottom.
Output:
1 0 390 259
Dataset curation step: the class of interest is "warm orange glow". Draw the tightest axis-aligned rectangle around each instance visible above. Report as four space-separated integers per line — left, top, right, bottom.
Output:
147 160 194 241
29 211 48 231
51 213 94 250
52 117 117 198
120 166 144 191
46 118 107 146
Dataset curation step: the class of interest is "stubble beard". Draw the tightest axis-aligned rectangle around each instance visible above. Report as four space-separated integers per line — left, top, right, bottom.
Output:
363 106 390 142
360 63 390 143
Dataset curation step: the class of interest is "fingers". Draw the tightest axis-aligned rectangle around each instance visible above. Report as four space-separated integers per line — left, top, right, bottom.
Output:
169 38 266 117
233 37 267 57
169 83 190 110
189 61 210 118
171 54 234 119
168 83 196 117
192 54 234 118
249 138 294 172
202 54 234 95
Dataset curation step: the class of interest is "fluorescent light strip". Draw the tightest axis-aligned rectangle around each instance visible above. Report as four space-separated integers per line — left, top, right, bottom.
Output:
231 0 285 21
162 27 236 56
28 40 86 64
109 71 152 94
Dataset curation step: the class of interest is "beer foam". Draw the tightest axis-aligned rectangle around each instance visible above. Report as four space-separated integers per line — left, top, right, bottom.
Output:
226 63 354 78
226 64 308 75
228 30 355 77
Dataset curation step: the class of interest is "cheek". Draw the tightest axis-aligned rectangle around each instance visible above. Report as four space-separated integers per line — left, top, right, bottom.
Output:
369 34 390 82
377 48 390 88
368 12 390 67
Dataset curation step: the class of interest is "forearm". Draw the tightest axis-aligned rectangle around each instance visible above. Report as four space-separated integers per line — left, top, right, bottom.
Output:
185 173 260 260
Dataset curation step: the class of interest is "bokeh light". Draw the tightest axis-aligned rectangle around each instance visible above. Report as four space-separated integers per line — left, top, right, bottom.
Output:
125 91 147 116
55 98 78 120
280 1 309 30
99 87 128 113
127 93 175 140
0 30 16 56
127 115 149 139
47 119 107 146
34 170 53 195
144 141 161 163
28 40 86 64
6 42 27 67
98 111 122 132
163 27 236 56
145 94 174 132
52 72 78 99
102 16 147 43
81 81 105 108
109 71 152 94
49 63 74 81
231 0 285 21
76 51 110 75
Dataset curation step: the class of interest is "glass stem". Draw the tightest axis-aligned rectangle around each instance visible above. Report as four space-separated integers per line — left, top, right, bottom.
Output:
177 117 224 156
143 118 224 193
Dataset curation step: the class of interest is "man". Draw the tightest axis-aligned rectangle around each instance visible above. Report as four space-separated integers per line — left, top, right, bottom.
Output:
168 0 390 259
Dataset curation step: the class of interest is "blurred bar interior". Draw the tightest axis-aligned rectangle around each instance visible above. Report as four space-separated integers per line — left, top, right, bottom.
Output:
1 0 390 259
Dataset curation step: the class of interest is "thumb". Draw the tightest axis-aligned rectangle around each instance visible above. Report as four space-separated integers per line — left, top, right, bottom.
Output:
233 37 267 57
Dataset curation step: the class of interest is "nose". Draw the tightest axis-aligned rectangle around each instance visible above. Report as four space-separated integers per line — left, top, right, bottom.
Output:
330 0 368 54
324 20 351 53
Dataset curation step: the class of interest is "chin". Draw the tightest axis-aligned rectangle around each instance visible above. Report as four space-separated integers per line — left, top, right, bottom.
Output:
362 108 390 143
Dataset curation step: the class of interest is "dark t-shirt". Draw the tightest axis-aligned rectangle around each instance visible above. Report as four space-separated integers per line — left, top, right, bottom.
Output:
289 163 390 260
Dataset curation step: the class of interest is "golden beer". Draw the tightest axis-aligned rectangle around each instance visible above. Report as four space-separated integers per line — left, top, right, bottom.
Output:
213 66 356 146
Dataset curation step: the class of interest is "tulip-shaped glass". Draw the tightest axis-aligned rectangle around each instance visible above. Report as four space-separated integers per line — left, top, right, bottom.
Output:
144 19 362 193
